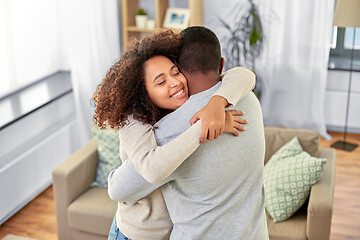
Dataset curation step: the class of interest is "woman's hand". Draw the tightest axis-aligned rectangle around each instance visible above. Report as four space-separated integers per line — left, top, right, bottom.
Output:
224 110 247 136
189 95 229 143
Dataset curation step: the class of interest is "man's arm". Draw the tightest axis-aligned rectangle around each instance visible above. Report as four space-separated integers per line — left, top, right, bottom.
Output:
107 158 173 205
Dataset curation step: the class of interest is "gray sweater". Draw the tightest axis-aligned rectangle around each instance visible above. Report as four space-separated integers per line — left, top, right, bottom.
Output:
110 67 256 240
109 84 269 239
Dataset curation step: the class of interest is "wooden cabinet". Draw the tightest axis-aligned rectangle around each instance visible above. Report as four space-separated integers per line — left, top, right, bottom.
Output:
121 0 203 49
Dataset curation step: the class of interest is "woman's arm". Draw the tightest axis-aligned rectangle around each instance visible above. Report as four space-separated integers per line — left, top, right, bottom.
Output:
216 66 256 107
190 66 255 142
119 115 201 184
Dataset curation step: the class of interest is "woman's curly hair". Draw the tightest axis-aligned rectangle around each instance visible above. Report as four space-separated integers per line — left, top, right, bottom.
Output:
93 30 182 130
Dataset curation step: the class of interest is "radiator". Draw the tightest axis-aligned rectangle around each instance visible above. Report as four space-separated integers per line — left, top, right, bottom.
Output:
0 93 81 225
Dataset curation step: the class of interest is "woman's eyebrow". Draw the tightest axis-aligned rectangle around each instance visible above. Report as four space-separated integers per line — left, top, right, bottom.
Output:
153 73 164 83
153 65 177 83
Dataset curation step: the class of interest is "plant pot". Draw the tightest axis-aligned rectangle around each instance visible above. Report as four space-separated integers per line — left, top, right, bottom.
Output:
146 19 156 29
135 15 148 28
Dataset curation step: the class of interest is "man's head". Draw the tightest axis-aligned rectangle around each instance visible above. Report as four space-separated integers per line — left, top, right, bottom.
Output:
178 26 224 75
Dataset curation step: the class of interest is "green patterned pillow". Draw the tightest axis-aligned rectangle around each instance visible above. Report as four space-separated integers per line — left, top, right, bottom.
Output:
264 136 326 223
91 125 122 187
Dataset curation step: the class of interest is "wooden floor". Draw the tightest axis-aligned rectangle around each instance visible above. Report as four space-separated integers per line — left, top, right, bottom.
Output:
0 131 359 240
0 185 57 240
320 132 360 240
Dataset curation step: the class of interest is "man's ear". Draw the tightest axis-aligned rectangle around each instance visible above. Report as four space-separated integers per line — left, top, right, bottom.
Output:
219 57 225 74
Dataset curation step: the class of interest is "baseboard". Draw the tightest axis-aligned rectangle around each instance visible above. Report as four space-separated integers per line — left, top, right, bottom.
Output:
326 125 360 134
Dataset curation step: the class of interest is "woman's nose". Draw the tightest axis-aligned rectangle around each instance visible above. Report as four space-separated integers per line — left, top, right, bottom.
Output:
169 77 180 87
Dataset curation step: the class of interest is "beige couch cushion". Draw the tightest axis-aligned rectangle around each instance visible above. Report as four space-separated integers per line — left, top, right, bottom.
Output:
264 126 320 163
267 203 308 240
68 187 117 236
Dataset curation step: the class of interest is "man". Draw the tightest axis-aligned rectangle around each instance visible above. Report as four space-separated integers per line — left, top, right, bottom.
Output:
109 26 268 239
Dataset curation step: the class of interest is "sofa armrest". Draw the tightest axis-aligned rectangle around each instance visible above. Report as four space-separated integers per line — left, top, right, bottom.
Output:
52 138 98 240
307 148 336 240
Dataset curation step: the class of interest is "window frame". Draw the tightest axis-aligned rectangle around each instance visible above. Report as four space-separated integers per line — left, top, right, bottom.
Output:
330 27 360 59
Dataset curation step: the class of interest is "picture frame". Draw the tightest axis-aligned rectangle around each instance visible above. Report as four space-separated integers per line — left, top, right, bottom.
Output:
163 7 190 29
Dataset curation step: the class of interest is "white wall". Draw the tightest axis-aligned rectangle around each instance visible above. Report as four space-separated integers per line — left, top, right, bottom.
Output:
325 70 360 133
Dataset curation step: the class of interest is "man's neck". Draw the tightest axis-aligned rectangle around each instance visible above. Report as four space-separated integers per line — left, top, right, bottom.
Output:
182 70 220 96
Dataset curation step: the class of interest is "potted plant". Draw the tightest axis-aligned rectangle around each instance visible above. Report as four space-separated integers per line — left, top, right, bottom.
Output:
135 8 148 29
218 0 264 99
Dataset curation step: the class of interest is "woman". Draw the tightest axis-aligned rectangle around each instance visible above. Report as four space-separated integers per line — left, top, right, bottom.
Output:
93 30 255 240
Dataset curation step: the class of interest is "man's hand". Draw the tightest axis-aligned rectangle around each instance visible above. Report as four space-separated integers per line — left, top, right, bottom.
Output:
224 110 247 136
189 95 229 143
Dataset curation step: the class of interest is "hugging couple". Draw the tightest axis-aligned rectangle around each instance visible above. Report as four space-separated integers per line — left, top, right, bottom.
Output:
93 26 269 240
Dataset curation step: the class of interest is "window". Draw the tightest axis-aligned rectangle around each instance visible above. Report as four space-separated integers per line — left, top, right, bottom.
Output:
344 27 360 50
329 26 360 71
0 0 64 97
330 26 360 57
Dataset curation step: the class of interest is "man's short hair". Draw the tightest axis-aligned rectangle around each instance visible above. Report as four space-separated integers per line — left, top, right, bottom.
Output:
178 26 221 74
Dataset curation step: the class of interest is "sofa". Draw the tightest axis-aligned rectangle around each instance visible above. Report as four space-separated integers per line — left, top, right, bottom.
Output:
52 126 336 240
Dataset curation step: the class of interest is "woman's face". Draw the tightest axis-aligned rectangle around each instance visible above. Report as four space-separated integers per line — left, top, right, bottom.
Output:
144 56 189 111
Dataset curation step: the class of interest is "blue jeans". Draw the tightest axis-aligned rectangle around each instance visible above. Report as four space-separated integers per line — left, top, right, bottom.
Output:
108 216 131 240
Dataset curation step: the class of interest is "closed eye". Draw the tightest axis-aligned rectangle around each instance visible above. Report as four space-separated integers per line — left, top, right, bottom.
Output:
171 67 180 76
157 80 165 86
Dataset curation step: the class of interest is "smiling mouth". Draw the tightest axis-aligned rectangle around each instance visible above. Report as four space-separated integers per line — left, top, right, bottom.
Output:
170 88 185 99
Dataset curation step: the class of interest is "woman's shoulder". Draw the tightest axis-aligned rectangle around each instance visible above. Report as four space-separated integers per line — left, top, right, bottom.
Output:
120 115 154 133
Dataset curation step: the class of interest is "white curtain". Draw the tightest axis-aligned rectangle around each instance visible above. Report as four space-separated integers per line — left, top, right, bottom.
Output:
59 0 121 144
256 0 334 140
205 0 334 139
0 0 62 95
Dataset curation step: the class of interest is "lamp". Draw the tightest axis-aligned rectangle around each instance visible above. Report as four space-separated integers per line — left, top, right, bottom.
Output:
331 0 360 151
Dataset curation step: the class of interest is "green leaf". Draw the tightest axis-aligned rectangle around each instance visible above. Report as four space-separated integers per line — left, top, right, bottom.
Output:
136 8 147 15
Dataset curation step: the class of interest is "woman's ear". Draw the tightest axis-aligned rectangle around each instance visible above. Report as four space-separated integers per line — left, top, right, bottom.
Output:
219 57 225 74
